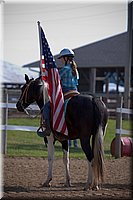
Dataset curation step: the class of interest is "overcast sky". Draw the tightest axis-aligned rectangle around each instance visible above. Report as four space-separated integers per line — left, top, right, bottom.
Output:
3 0 128 67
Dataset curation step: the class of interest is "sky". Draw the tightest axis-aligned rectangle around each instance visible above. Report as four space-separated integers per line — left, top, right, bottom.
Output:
2 0 128 67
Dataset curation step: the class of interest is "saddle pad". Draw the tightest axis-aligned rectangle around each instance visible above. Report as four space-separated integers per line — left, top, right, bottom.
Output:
64 91 80 116
64 98 71 116
64 90 80 100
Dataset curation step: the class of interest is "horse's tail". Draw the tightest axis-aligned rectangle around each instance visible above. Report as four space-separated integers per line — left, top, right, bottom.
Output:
92 98 105 183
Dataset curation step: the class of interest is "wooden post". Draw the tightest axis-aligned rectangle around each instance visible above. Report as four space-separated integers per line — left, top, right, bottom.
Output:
124 2 132 109
115 95 123 158
1 89 8 154
89 68 96 94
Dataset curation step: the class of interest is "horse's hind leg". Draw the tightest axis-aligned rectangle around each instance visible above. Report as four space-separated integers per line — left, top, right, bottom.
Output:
80 138 94 190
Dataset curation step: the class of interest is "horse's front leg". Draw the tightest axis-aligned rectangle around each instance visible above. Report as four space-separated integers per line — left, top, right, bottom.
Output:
62 141 71 187
42 133 54 187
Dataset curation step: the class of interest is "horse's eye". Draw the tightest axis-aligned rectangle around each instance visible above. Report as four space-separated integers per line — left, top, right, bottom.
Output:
20 85 23 89
20 86 25 91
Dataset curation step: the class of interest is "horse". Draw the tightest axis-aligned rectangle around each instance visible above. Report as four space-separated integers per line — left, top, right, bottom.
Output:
16 74 108 191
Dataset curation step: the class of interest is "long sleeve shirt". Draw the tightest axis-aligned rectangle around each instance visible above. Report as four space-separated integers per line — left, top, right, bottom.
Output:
58 64 79 93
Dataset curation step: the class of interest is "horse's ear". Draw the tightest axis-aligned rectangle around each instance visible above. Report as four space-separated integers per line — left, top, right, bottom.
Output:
25 74 30 83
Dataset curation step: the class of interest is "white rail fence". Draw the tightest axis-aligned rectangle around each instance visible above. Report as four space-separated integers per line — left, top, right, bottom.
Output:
1 96 132 157
0 102 40 154
115 96 133 158
116 108 133 135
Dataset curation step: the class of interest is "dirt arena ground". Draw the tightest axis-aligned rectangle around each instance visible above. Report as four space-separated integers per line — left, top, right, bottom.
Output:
3 156 132 199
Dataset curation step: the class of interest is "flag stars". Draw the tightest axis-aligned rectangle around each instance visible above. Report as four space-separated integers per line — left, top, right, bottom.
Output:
41 28 57 69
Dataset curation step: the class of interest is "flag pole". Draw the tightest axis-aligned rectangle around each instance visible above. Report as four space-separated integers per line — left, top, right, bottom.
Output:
37 21 45 106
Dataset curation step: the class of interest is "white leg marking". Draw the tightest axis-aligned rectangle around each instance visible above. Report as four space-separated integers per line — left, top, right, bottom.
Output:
63 147 71 187
43 133 54 187
92 160 99 191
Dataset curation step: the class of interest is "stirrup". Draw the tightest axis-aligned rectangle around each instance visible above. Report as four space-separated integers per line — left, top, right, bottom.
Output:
37 126 45 137
37 126 51 137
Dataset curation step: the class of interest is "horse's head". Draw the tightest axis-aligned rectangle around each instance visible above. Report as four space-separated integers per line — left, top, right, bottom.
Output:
16 74 43 112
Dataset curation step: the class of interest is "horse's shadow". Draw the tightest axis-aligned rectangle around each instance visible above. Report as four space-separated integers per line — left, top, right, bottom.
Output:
37 182 85 191
4 182 132 192
40 182 132 192
4 185 29 193
4 182 132 195
103 183 132 190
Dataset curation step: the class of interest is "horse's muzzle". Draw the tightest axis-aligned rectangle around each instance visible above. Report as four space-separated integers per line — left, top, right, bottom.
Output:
16 101 24 112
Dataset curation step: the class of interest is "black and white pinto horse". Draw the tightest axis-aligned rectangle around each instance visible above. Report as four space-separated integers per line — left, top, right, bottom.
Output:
16 74 108 191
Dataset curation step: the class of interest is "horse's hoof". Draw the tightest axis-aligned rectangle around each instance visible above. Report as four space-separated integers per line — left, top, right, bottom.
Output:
83 187 87 191
64 182 71 187
41 182 51 187
92 186 99 191
83 185 92 191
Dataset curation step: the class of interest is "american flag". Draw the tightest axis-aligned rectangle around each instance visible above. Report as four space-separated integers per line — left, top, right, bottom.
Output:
40 26 68 135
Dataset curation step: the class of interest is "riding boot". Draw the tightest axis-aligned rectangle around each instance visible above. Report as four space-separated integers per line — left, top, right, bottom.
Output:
42 119 51 136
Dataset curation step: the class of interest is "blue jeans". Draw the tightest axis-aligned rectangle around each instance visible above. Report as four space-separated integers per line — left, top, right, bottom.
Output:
43 101 50 121
68 140 78 148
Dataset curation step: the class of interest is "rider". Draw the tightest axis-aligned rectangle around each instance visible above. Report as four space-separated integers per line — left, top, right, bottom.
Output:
40 48 79 137
58 48 79 94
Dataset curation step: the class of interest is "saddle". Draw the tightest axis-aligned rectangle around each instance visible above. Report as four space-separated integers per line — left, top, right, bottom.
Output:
64 90 80 100
37 90 80 142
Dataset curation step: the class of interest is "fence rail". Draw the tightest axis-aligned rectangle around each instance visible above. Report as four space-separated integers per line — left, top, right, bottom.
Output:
116 129 132 135
115 96 133 158
1 125 38 132
116 107 133 136
116 108 133 115
0 103 39 110
0 102 40 154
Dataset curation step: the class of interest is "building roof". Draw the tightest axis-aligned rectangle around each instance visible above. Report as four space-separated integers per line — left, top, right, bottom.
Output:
23 31 130 69
69 32 129 68
0 60 37 84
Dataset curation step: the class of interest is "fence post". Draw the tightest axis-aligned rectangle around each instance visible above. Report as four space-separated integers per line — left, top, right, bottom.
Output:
1 89 8 154
115 95 123 158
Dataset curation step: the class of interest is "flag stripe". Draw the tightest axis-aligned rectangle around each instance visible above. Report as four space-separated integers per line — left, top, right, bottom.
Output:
54 104 64 130
61 122 67 135
51 69 65 132
48 68 66 133
40 26 68 135
53 98 64 127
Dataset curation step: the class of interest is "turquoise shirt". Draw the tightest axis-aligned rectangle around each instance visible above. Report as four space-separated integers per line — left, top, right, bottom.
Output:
58 64 79 93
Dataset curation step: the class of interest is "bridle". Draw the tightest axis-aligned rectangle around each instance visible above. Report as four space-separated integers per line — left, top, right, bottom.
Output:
19 79 34 106
18 78 44 118
18 79 38 118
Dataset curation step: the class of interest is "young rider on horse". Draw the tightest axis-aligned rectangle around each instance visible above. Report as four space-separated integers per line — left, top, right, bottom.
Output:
41 48 79 137
58 48 79 95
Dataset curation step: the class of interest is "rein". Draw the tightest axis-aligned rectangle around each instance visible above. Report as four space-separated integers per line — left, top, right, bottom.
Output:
24 107 43 119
